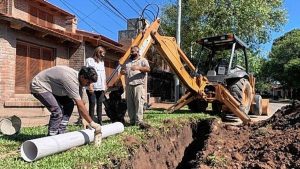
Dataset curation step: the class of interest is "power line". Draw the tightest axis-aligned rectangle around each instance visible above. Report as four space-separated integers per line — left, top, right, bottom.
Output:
102 0 128 21
95 0 127 23
131 0 143 11
59 0 114 34
122 0 140 16
143 8 156 20
58 0 100 33
83 6 99 19
97 0 140 30
61 0 109 31
130 0 153 21
145 0 155 11
145 0 160 16
88 0 124 28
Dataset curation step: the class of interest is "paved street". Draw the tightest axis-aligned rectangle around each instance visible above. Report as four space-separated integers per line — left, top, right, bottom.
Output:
223 102 289 125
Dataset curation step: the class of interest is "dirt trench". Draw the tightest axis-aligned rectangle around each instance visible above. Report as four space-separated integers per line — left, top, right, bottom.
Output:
114 120 212 169
114 101 300 169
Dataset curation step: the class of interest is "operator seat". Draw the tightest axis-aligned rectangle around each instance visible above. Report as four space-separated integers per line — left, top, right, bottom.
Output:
207 70 216 76
216 59 228 75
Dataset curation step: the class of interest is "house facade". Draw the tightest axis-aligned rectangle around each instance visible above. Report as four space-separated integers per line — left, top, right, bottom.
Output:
0 0 125 108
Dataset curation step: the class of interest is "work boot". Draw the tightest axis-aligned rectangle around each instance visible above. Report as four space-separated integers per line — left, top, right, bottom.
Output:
47 130 58 136
74 118 82 125
124 122 136 127
137 122 151 130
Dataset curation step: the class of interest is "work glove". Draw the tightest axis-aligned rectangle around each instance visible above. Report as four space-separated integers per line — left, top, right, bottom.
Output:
89 121 102 146
89 121 102 134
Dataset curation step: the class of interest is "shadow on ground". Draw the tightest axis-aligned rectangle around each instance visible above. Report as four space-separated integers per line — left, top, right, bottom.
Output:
1 133 46 142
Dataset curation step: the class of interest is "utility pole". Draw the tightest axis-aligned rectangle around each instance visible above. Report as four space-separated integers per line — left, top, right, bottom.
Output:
174 0 181 102
176 0 181 46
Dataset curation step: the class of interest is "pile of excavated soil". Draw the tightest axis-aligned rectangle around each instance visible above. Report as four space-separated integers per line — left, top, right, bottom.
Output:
117 101 299 169
196 101 300 169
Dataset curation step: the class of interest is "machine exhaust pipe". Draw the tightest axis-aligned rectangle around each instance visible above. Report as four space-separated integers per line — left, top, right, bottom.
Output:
21 122 124 162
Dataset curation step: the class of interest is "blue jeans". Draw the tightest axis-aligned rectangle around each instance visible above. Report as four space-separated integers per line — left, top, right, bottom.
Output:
32 92 74 136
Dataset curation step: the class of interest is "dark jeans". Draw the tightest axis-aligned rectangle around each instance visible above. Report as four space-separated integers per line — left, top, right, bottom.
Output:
86 90 105 125
32 92 74 136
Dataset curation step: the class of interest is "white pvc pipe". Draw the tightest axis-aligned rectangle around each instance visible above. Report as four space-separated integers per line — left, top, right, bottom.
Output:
21 122 124 162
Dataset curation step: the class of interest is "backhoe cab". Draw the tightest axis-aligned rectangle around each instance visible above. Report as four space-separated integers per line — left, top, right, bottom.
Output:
188 34 268 117
196 34 249 84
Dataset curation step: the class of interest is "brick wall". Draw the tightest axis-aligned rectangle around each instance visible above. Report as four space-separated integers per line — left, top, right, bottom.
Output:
0 22 15 107
85 44 94 61
0 0 8 14
69 42 85 71
118 29 137 50
55 46 69 66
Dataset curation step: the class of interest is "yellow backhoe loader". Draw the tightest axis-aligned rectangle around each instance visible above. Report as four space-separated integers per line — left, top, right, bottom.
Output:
105 19 269 124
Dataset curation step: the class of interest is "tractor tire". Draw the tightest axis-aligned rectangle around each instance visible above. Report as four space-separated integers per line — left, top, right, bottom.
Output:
252 95 262 115
229 78 252 115
188 99 208 113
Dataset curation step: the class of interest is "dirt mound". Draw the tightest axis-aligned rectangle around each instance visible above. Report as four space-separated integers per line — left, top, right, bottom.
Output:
255 100 300 130
196 101 300 168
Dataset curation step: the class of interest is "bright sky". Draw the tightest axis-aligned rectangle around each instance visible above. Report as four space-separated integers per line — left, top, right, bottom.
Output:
263 0 300 54
46 0 175 40
47 0 299 55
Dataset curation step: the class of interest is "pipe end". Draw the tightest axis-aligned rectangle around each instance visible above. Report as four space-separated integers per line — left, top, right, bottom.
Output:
21 141 38 162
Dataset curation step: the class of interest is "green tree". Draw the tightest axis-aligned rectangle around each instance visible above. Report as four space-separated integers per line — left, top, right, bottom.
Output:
160 0 286 93
284 58 300 88
161 0 287 54
247 51 273 93
267 29 300 91
265 29 300 87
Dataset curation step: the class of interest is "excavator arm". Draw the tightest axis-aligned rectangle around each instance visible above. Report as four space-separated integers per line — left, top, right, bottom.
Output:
107 19 207 96
150 31 207 94
107 19 160 87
